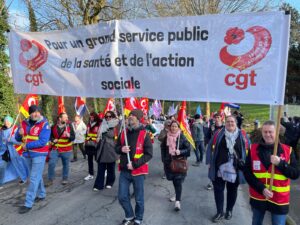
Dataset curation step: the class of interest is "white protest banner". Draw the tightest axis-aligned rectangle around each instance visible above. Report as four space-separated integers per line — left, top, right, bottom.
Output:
9 11 290 105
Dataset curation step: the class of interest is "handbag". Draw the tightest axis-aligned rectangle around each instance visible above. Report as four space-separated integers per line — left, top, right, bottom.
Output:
85 140 97 148
170 157 188 173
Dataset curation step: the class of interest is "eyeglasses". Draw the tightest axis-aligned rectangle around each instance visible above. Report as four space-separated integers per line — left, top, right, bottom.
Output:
105 115 112 119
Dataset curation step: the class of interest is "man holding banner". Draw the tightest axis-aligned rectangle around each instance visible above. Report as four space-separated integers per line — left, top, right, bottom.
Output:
244 120 299 225
116 109 153 225
15 105 51 214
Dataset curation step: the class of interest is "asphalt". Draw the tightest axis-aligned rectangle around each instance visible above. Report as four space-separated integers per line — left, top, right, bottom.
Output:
0 140 290 225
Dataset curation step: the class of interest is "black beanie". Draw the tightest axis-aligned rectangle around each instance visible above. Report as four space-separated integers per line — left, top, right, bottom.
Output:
129 109 143 121
29 105 40 114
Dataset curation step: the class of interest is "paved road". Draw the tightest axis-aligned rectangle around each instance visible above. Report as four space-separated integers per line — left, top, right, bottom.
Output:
0 140 278 225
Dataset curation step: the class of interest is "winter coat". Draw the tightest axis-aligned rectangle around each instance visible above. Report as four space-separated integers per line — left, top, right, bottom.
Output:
191 120 204 142
161 133 191 181
72 120 87 144
96 128 118 163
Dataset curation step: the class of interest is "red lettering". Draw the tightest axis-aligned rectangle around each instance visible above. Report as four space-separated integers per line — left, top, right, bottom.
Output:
24 72 44 86
225 73 235 86
224 70 257 90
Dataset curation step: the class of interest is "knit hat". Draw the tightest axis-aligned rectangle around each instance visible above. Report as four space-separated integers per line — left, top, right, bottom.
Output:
29 105 40 114
4 116 13 124
129 109 143 121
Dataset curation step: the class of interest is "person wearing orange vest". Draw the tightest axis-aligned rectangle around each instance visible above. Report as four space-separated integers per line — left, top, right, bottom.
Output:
244 120 299 225
15 105 51 214
46 112 75 186
116 109 153 225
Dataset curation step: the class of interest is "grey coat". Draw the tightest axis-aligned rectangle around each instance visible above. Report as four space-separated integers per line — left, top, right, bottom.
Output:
96 128 118 163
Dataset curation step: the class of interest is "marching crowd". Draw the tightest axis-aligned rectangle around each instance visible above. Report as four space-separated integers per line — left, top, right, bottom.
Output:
0 104 300 225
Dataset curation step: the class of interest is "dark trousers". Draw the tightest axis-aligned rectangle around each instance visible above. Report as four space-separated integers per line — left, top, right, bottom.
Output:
94 162 116 189
87 154 95 175
73 143 86 159
194 141 205 162
173 178 184 201
212 176 239 214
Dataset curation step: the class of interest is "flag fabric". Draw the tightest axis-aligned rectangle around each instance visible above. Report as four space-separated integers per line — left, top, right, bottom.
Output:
139 98 149 115
196 105 202 116
152 100 162 119
104 98 116 114
74 97 87 117
124 97 139 116
177 101 195 149
19 94 39 118
58 96 66 115
167 103 178 116
224 103 240 109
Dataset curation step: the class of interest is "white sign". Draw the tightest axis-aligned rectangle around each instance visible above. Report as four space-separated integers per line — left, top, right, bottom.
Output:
8 11 290 105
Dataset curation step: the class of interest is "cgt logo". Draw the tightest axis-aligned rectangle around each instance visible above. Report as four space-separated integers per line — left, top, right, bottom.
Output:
19 39 48 86
219 26 272 90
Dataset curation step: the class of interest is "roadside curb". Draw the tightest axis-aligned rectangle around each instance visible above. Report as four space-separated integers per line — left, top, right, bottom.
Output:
286 215 296 225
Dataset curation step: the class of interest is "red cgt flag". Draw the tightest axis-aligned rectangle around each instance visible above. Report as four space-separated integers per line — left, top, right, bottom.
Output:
139 98 149 115
58 96 66 115
177 101 195 149
124 97 139 116
19 94 39 118
104 98 116 114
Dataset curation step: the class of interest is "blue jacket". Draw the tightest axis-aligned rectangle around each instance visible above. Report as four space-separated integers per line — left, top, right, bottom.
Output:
207 128 248 184
15 116 51 158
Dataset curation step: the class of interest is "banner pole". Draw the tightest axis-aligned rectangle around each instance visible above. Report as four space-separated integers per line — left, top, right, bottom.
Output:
269 105 283 190
119 98 131 163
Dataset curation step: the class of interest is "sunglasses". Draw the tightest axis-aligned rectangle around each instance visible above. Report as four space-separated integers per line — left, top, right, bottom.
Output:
105 115 112 119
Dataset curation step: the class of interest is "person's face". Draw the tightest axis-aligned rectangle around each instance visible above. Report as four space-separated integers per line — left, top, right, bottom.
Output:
30 111 41 121
105 113 112 121
225 117 237 132
4 120 12 128
170 122 179 133
74 116 80 122
128 114 139 126
60 114 68 123
90 116 94 122
214 116 222 125
262 125 276 144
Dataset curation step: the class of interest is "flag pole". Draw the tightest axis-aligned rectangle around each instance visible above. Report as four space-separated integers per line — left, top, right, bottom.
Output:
269 105 283 190
8 112 20 140
119 98 131 163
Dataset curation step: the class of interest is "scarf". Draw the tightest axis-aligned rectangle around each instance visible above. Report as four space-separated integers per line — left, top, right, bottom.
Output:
167 130 181 156
98 118 119 139
225 128 239 154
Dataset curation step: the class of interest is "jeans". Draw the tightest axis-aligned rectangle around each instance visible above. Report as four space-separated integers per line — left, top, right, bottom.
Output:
252 207 287 225
24 156 46 208
48 150 72 180
94 162 116 190
0 160 8 185
118 171 145 221
212 176 239 214
194 141 205 162
73 143 86 159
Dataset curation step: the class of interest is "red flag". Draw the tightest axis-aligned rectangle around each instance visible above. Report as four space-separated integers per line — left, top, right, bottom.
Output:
177 101 195 149
104 98 116 114
58 96 66 115
124 97 139 116
19 94 39 118
74 97 86 117
139 98 149 115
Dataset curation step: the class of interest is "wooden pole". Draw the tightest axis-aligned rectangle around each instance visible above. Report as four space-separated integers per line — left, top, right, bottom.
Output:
269 105 283 190
206 102 210 116
119 98 131 163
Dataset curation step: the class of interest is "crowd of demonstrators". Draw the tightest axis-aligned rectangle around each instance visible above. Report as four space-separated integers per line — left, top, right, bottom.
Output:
161 120 191 211
244 120 300 225
115 109 153 225
143 116 156 143
191 114 205 166
84 112 101 181
280 116 300 160
93 111 119 191
232 110 244 129
46 112 75 186
71 115 87 162
206 115 248 223
15 105 51 214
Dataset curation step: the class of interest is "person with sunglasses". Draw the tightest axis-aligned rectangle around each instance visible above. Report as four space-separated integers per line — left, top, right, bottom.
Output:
93 111 119 190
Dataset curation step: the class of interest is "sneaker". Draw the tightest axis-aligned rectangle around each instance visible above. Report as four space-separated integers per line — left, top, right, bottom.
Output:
61 179 68 185
70 158 77 162
192 161 200 167
169 196 176 202
174 201 181 211
120 219 134 225
212 213 224 223
225 211 232 220
93 188 100 192
18 180 26 185
105 185 112 189
45 180 53 187
19 206 31 214
161 175 166 179
84 175 94 181
133 220 142 225
35 197 45 203
206 183 213 190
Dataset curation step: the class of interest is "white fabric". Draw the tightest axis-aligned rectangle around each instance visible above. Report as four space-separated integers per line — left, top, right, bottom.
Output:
224 128 239 155
9 12 290 105
72 120 87 143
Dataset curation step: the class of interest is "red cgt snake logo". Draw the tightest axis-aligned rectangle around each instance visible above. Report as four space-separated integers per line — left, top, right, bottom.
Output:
19 39 48 71
219 26 272 71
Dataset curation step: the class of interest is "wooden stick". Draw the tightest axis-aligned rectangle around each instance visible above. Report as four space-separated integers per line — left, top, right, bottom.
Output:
269 105 283 190
119 98 131 163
